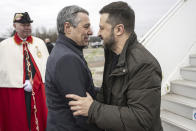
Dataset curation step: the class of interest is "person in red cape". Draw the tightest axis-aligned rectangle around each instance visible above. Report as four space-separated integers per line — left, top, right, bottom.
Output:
0 12 49 131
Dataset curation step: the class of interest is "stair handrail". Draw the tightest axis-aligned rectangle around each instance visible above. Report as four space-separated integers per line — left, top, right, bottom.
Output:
140 0 187 45
166 41 196 87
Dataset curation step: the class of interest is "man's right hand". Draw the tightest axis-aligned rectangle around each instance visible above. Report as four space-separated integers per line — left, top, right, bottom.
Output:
66 92 93 116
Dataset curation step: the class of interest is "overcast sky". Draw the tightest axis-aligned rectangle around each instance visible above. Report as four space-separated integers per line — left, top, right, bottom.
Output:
0 0 178 38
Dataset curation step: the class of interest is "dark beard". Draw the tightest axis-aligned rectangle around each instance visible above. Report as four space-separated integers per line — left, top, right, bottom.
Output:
103 31 115 50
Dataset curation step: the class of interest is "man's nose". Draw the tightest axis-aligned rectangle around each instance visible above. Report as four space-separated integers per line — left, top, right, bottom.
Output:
88 28 93 35
98 29 101 36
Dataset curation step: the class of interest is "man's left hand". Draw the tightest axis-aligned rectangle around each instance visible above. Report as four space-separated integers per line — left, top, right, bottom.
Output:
66 92 93 116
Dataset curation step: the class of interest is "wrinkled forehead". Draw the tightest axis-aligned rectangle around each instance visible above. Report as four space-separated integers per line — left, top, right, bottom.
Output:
15 22 31 25
100 13 109 23
99 13 112 29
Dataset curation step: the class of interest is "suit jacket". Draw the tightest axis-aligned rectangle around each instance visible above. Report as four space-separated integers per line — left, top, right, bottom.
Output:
45 33 102 131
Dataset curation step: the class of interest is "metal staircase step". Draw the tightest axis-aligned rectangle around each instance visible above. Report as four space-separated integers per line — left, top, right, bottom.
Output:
161 94 196 120
180 66 196 81
161 110 196 131
190 54 196 66
171 80 196 99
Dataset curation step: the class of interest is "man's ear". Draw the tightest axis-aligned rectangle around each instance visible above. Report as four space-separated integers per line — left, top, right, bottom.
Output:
114 24 125 36
64 22 72 34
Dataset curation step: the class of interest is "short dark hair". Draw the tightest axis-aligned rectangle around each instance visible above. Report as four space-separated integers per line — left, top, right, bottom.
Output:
99 1 135 33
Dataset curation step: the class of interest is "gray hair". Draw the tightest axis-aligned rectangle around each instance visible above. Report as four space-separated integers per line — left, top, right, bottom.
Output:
57 5 89 34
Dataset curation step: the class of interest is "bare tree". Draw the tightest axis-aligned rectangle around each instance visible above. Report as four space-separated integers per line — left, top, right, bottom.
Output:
1 26 58 43
1 27 14 38
33 26 57 43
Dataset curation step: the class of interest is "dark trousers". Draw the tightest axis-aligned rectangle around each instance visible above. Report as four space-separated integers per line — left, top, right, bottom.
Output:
25 91 31 129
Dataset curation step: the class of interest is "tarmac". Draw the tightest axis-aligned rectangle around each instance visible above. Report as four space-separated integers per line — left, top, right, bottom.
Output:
84 47 104 87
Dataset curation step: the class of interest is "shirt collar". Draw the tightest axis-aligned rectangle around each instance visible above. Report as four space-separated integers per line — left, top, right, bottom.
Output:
14 33 33 45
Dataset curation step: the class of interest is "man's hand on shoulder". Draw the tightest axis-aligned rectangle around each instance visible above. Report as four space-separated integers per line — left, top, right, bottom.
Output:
66 92 93 116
